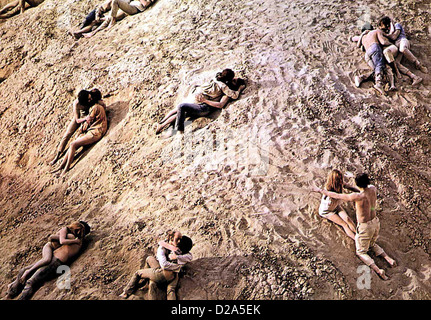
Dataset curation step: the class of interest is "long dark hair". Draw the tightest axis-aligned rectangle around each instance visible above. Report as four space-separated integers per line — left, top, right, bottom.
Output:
227 78 246 91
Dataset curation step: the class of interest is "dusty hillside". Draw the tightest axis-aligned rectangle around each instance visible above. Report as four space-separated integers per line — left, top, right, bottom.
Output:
0 0 431 300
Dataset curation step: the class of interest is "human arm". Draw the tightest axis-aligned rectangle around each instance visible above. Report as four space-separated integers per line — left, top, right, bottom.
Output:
57 227 81 245
311 186 364 202
197 94 230 109
169 252 193 265
157 246 181 271
219 82 246 100
343 183 360 193
377 29 391 46
158 240 178 253
72 100 89 124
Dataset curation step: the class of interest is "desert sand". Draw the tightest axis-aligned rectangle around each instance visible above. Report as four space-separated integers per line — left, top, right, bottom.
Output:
0 0 431 300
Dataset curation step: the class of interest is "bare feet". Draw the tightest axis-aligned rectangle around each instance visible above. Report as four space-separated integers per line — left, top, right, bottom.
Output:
412 76 423 87
83 32 95 38
376 268 389 280
416 62 428 74
50 153 60 166
373 83 385 95
119 292 129 299
354 76 362 88
384 256 397 268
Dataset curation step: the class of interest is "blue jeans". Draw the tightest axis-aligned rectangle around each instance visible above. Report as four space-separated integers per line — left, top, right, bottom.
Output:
366 43 385 75
175 103 212 132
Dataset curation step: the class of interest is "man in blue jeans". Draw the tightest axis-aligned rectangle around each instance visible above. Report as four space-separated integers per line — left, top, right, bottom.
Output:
156 69 246 134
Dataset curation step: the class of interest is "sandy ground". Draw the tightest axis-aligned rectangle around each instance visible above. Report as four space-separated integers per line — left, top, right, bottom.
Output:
0 0 431 300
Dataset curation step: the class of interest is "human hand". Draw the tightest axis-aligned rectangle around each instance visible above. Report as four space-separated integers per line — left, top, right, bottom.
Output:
168 253 178 260
195 93 205 103
310 186 322 193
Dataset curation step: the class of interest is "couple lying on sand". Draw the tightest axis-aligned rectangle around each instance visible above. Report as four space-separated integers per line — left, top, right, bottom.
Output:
351 16 427 94
6 221 91 300
70 0 156 39
6 225 192 300
156 68 246 135
311 170 396 280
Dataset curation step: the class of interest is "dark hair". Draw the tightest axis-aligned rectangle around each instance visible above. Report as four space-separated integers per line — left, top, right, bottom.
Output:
378 16 391 29
178 236 193 254
217 69 235 84
90 88 102 102
355 173 370 189
227 78 246 91
78 90 93 107
79 221 91 236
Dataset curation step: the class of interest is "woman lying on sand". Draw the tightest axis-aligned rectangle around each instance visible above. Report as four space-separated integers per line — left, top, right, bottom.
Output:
317 169 358 240
156 69 246 135
69 0 126 39
51 89 108 176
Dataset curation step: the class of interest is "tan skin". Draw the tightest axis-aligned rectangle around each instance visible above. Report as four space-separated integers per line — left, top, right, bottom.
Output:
50 96 92 165
51 101 107 176
118 231 182 298
156 79 245 134
106 0 152 29
17 226 84 286
312 184 396 280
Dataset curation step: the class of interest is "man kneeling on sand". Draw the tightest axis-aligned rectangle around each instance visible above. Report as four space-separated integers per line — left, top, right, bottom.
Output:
120 230 193 300
312 173 396 280
6 221 91 300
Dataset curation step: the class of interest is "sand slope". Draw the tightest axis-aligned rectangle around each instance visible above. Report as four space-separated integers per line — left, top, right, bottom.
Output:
0 0 431 300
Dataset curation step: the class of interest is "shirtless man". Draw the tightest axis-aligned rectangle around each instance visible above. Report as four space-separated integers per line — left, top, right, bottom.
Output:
0 0 43 19
353 24 395 93
6 221 91 300
312 173 396 280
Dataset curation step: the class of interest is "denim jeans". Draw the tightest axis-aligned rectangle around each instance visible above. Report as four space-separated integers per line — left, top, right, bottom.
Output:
175 103 211 132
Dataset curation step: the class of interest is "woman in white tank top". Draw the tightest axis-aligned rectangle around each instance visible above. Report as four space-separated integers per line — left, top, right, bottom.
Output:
317 169 357 241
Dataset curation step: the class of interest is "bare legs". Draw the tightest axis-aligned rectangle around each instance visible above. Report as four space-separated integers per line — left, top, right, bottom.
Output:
20 243 54 284
52 133 100 176
325 211 356 240
156 108 178 134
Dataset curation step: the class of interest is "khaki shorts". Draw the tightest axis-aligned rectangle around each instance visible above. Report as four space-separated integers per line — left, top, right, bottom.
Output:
355 216 384 256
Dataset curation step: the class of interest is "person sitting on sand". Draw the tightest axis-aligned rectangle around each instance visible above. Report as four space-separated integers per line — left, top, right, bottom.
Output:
0 0 43 19
317 169 358 241
352 23 396 93
69 0 126 39
312 173 396 280
6 221 91 300
156 69 246 135
120 230 193 300
378 16 428 74
50 89 106 166
52 89 108 176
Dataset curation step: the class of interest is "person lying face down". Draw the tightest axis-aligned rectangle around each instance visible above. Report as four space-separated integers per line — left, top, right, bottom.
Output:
6 221 91 300
156 68 246 135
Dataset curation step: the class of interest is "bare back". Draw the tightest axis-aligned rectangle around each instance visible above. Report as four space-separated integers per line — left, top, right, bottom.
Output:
53 242 82 264
355 185 377 223
362 29 390 51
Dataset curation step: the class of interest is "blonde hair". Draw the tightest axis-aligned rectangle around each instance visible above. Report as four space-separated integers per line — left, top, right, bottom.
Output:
325 169 343 193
